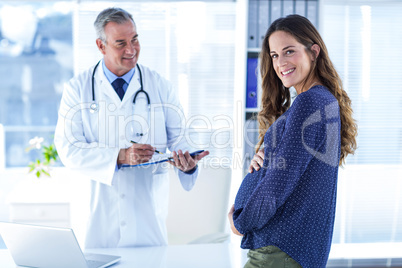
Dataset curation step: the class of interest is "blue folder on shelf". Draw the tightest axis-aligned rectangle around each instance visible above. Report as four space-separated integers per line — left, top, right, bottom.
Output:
122 150 205 167
246 57 258 108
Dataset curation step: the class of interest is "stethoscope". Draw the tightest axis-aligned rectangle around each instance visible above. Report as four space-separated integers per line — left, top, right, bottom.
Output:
90 61 150 113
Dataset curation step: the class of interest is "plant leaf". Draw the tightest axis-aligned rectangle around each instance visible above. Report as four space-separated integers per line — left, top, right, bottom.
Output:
41 169 50 177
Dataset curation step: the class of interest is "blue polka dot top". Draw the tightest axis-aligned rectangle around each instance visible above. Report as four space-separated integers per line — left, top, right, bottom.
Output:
234 86 341 268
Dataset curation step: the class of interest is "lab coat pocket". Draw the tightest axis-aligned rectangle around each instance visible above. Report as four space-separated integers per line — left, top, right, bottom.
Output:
84 100 110 146
84 103 101 143
149 106 167 147
152 173 170 220
130 102 150 145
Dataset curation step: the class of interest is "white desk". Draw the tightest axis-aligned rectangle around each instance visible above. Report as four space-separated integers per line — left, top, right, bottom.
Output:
2 243 402 267
0 243 249 268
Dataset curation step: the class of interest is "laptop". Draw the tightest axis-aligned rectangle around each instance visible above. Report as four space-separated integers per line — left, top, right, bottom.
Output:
0 222 120 268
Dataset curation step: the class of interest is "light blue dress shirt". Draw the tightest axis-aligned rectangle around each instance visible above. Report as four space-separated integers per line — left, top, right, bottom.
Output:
102 60 135 92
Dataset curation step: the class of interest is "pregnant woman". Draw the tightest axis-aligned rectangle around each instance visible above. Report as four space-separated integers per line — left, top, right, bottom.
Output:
229 15 357 268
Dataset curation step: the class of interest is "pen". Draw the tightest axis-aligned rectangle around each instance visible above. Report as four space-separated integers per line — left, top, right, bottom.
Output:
130 140 163 155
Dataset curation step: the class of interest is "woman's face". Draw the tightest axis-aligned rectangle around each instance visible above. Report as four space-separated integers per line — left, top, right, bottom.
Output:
268 30 316 94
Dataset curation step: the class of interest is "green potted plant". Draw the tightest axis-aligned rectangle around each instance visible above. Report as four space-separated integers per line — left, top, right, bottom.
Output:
26 136 59 178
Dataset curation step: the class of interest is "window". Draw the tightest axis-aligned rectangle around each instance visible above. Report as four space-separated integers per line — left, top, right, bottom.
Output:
0 2 73 168
322 0 402 248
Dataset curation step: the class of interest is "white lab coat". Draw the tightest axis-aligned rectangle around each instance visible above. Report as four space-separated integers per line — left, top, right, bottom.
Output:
54 62 198 248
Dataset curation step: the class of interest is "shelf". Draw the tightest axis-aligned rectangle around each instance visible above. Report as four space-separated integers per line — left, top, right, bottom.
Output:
247 48 261 53
245 108 259 113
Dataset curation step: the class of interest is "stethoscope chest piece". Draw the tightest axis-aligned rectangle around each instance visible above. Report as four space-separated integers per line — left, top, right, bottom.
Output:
90 103 98 113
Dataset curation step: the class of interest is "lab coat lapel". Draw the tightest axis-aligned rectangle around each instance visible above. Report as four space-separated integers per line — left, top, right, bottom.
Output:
95 63 122 106
122 67 141 106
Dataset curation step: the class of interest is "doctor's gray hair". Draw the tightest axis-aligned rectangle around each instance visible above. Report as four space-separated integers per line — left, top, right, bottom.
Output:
94 7 136 43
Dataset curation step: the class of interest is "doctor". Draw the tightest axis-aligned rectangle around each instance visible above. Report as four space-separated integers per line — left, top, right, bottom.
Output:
54 7 209 248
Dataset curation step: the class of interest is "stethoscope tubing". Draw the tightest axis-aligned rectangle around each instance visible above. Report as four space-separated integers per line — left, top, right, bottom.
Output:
90 61 150 112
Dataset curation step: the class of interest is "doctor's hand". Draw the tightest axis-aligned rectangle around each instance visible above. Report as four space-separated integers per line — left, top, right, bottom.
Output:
228 204 243 236
168 149 209 173
248 148 264 173
117 143 155 165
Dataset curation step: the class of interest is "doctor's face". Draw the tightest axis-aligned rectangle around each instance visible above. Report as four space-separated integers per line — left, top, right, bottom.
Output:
97 20 140 77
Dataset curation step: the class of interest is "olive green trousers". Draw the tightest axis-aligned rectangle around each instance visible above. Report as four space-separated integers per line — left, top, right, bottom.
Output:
244 245 302 268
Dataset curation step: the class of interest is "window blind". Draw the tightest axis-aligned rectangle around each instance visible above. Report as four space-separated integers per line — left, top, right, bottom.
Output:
321 0 402 247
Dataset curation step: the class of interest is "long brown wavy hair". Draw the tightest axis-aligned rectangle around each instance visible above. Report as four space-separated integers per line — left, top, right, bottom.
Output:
256 14 357 166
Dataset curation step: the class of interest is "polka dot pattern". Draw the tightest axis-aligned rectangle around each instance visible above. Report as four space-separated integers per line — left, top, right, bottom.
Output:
233 86 341 268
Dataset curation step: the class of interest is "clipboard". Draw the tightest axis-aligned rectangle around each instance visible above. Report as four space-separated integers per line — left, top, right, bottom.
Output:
121 150 205 167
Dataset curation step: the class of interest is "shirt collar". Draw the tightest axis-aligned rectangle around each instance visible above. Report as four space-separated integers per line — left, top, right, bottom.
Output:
102 59 135 84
